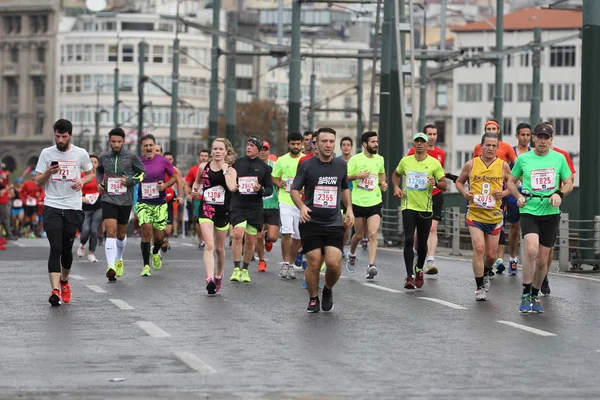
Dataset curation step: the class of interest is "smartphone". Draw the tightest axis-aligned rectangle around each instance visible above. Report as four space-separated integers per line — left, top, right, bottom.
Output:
50 161 59 167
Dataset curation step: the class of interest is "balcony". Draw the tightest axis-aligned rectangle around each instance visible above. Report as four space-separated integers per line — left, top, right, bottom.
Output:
2 63 18 77
29 63 45 76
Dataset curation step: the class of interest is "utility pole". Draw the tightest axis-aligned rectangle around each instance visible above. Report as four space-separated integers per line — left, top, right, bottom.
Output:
114 37 120 128
138 40 147 150
225 12 237 145
94 87 101 154
378 0 391 171
440 0 447 51
208 0 221 145
288 0 301 133
417 3 427 132
529 27 541 128
493 0 504 129
169 0 181 159
308 56 316 131
356 57 363 147
367 0 382 132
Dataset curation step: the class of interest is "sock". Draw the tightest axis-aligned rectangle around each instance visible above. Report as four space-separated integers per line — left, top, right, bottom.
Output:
152 244 160 254
60 279 68 284
234 260 240 269
475 276 484 289
510 257 518 262
310 296 319 301
141 241 151 266
531 287 540 297
116 237 127 261
242 262 250 270
105 238 117 267
522 283 532 295
323 286 332 294
427 256 434 262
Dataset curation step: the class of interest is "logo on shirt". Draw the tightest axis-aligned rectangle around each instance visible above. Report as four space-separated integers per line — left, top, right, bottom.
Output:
318 176 338 185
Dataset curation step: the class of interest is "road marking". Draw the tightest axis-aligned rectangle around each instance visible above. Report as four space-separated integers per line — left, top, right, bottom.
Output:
86 284 106 293
13 242 24 247
109 299 134 310
362 283 403 294
419 297 467 310
497 320 557 337
174 351 217 374
181 243 195 247
136 321 170 338
70 275 85 280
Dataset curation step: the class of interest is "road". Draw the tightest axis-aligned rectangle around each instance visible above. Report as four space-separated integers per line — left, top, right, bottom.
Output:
1 237 600 399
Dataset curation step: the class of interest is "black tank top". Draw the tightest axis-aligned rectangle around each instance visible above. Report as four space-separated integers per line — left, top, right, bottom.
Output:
199 162 231 217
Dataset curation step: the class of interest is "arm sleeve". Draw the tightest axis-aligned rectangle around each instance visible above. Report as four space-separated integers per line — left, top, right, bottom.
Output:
378 156 385 174
292 161 307 191
395 159 404 175
81 150 93 173
433 162 445 181
128 155 146 187
341 165 349 190
272 159 282 178
261 164 273 197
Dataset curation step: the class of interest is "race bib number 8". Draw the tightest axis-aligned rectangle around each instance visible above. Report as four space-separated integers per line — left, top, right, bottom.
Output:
141 182 159 199
531 169 556 191
357 174 377 191
205 185 226 205
107 177 127 195
473 194 496 209
406 171 428 191
239 176 258 195
51 161 78 182
314 185 338 209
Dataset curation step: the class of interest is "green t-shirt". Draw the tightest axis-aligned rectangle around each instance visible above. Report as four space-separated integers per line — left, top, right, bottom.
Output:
262 159 279 209
511 150 572 216
395 155 445 212
347 152 386 207
272 153 302 206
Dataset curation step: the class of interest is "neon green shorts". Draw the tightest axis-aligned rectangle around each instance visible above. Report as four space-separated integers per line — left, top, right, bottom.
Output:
136 203 168 231
198 217 230 231
234 220 259 236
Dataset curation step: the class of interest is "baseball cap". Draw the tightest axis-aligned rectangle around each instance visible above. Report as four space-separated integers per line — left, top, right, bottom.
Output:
15 177 23 183
534 124 553 138
413 132 428 142
262 141 270 150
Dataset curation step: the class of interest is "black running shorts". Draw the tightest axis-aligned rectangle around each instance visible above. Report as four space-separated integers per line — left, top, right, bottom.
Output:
520 213 560 248
263 208 280 226
299 222 345 255
102 202 132 225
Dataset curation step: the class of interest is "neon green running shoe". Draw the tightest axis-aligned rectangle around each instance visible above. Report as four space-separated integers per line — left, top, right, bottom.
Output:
230 267 241 281
115 259 124 277
141 265 151 276
152 253 162 270
240 268 251 283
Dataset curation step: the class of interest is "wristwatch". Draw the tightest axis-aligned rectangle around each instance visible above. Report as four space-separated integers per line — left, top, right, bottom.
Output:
554 189 564 198
223 169 230 175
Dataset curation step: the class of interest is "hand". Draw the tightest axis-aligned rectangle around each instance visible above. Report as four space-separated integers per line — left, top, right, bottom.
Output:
97 183 104 193
276 180 287 189
549 193 562 208
120 177 128 186
47 165 60 176
299 204 312 223
428 177 436 187
380 182 388 192
492 190 504 200
394 187 404 199
82 197 89 204
253 182 261 193
221 163 230 171
176 197 183 204
343 210 355 228
357 170 370 180
191 184 202 198
71 178 84 191
462 190 474 201
517 196 527 208
157 180 166 191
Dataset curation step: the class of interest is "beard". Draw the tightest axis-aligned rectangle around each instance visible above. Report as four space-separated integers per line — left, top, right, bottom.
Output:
290 148 301 155
367 146 378 155
56 141 70 151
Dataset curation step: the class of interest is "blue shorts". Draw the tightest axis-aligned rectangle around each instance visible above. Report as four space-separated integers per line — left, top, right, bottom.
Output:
505 201 520 224
466 218 503 236
11 208 24 216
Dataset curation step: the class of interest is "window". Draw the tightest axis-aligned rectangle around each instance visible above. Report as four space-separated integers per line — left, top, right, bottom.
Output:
83 44 92 62
94 44 105 62
517 84 532 102
180 47 188 65
455 151 473 169
548 118 574 136
436 82 447 107
33 78 45 99
549 83 576 101
503 117 512 136
434 120 446 144
35 111 44 135
10 47 18 63
344 96 353 118
9 112 18 136
457 117 480 135
37 46 45 63
520 52 530 67
30 15 48 33
83 75 93 92
236 77 252 90
457 84 482 102
550 46 576 67
487 83 513 102
4 16 21 34
122 44 134 62
153 45 164 63
122 22 154 31
120 75 134 92
67 44 74 62
108 45 118 62
158 22 173 32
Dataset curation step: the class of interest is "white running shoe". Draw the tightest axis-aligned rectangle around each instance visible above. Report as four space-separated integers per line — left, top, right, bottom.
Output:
287 264 296 280
77 245 85 258
483 275 491 292
279 263 289 279
475 289 487 301
88 254 98 263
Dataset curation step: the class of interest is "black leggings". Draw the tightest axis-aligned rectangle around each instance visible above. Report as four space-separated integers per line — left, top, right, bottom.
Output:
47 229 78 273
402 209 433 276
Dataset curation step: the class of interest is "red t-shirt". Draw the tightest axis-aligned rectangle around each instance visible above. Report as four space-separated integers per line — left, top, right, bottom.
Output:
552 146 575 189
81 174 99 196
407 146 446 195
185 164 200 187
473 141 517 164
20 180 43 205
0 170 9 204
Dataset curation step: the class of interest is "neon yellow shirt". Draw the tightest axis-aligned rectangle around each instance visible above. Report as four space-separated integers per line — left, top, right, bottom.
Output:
272 153 302 206
347 152 385 207
395 155 445 212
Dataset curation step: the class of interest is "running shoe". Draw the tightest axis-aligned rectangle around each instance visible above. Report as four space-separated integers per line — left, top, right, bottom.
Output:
424 260 438 275
198 241 205 250
531 295 544 313
483 275 491 292
141 265 152 277
475 289 486 301
287 264 297 279
415 268 424 288
541 277 551 296
361 238 368 249
115 260 124 277
496 258 506 274
48 289 61 307
214 275 222 292
152 253 162 270
230 267 241 281
240 269 251 283
519 294 532 313
265 240 273 252
486 268 495 278
206 278 216 295
77 245 85 258
60 280 71 303
303 260 308 270
508 260 518 276
106 266 117 282
258 260 267 272
88 254 98 263
346 254 357 273
307 297 320 313
321 288 334 312
366 264 378 280
404 276 416 289
342 251 347 258
294 251 303 267
161 238 169 254
279 263 289 279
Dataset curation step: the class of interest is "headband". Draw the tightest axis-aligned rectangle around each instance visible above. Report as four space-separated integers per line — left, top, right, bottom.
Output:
484 120 500 130
247 136 263 149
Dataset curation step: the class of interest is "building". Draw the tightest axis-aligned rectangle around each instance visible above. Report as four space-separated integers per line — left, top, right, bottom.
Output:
0 0 60 172
450 7 582 184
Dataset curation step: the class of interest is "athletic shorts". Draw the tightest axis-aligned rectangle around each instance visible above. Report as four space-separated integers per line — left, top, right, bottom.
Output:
136 203 169 231
198 209 230 231
102 202 132 226
432 193 444 222
264 208 280 226
230 208 263 235
505 201 521 224
42 206 84 234
299 222 345 255
167 201 173 225
198 217 230 231
280 203 300 240
11 208 24 216
353 202 383 219
466 218 503 236
520 213 560 248
25 205 37 217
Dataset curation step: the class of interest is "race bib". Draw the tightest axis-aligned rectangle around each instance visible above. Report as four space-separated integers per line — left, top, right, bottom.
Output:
12 199 23 208
51 161 78 182
26 197 37 206
406 171 428 191
204 185 226 205
473 194 496 209
107 177 127 195
239 176 258 195
314 185 338 209
85 193 100 204
531 169 556 191
285 177 294 193
357 174 377 191
141 182 159 199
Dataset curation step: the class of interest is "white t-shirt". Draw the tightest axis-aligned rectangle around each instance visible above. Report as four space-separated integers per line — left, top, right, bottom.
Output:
35 145 93 210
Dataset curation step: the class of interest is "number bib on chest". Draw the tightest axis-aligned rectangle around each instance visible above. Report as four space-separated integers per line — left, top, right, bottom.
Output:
314 185 338 209
107 177 127 195
473 194 496 209
407 171 428 191
531 169 556 191
285 177 294 193
85 193 100 204
205 185 226 205
239 176 258 195
141 182 159 199
26 197 37 206
357 174 377 191
13 199 23 208
52 161 78 182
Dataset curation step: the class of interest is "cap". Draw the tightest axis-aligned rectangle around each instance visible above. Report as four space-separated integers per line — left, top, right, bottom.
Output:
262 141 270 150
15 177 23 183
30 171 37 176
247 136 264 149
534 124 553 137
413 132 428 142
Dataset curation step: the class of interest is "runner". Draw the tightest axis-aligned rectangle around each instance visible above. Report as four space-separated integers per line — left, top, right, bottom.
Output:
163 151 184 249
34 119 93 306
392 133 447 289
338 136 354 256
0 169 14 240
97 128 146 282
229 136 273 283
455 133 512 301
346 131 387 279
408 124 445 275
508 122 573 313
291 127 354 312
185 149 210 248
76 154 102 263
302 131 313 155
256 140 279 273
136 134 177 277
505 123 532 276
272 132 304 279
21 171 43 238
9 178 24 237
191 138 237 295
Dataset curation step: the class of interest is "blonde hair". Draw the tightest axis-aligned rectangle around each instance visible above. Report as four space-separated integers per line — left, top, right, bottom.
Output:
213 138 237 165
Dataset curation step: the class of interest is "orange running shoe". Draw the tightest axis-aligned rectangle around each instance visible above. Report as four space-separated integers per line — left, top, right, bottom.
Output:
258 260 267 272
60 280 72 303
265 240 273 252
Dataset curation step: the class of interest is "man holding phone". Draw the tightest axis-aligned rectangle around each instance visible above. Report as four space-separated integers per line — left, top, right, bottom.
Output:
35 119 94 306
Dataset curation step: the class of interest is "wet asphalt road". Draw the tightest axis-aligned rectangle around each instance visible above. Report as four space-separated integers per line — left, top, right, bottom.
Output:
1 237 600 399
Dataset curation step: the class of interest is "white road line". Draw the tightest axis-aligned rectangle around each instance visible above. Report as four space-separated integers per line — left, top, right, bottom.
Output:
419 297 468 310
497 320 557 337
86 284 106 293
136 321 171 338
109 299 134 310
181 243 195 247
13 242 24 247
70 275 85 280
362 283 403 294
174 351 217 374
